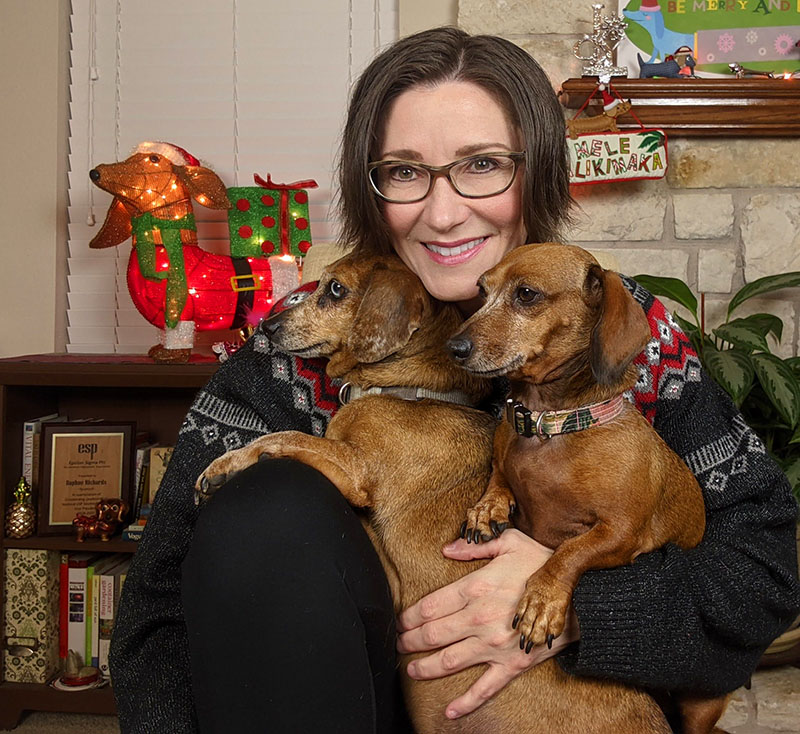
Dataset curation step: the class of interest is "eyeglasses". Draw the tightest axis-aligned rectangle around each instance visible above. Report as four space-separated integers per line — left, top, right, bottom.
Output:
367 152 525 204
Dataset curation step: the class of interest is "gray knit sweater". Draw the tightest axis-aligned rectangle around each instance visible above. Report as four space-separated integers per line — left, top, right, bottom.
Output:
109 280 800 733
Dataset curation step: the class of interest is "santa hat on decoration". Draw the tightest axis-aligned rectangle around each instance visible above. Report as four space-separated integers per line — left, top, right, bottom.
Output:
599 84 621 112
638 0 661 9
134 141 201 167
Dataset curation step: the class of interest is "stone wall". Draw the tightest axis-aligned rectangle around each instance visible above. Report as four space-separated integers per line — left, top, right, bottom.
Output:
459 0 800 356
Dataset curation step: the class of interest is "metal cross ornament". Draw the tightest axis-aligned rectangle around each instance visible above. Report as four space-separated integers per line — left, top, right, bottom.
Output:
573 3 628 78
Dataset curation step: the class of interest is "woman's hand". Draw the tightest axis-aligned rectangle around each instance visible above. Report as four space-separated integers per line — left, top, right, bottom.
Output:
396 529 580 719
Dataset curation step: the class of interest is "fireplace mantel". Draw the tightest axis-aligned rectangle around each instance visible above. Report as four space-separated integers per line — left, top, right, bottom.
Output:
559 78 800 137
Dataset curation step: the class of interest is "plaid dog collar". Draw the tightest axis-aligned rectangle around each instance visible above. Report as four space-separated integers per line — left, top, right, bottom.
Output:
505 394 626 439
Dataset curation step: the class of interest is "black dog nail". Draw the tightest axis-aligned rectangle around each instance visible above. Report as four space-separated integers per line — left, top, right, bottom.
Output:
546 634 554 649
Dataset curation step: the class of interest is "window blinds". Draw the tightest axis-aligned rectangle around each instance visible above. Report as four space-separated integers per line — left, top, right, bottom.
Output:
67 0 397 353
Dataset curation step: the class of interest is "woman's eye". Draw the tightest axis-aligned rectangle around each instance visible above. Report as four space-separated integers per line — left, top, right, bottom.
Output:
516 286 541 304
328 280 346 300
388 165 420 182
467 157 498 174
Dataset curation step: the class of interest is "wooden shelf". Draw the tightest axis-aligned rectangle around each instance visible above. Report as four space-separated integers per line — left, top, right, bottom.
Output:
0 682 115 729
559 78 800 136
4 536 137 554
0 355 220 726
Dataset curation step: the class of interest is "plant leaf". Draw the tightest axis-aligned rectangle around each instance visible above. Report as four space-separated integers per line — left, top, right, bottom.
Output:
789 424 800 445
786 357 800 379
712 321 770 353
752 353 800 429
735 313 783 342
781 456 800 500
703 347 754 404
728 272 800 318
632 275 698 320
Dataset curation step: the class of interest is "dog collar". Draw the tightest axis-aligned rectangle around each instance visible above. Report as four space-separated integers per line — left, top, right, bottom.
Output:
338 382 478 408
505 394 626 440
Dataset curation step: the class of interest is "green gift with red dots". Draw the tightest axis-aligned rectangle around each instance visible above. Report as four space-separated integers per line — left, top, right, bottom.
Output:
227 174 318 259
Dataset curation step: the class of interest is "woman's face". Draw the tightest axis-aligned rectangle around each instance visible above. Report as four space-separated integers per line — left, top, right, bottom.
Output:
378 81 526 310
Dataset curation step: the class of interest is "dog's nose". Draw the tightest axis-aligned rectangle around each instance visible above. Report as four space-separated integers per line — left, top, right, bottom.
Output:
262 316 282 337
89 168 100 182
447 336 473 361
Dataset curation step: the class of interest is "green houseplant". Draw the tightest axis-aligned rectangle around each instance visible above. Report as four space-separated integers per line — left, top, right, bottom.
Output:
633 271 800 502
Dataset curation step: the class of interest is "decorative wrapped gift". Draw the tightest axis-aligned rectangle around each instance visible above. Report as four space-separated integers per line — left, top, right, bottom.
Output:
3 549 61 683
227 174 318 259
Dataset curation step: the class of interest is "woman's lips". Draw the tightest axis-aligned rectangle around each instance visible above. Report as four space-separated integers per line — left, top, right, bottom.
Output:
422 237 488 265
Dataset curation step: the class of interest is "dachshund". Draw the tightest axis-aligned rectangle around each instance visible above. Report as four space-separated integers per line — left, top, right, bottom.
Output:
448 243 729 734
566 100 632 139
88 141 275 362
195 253 674 734
73 498 130 542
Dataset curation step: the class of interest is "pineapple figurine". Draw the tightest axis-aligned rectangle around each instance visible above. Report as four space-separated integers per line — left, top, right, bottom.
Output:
6 477 35 538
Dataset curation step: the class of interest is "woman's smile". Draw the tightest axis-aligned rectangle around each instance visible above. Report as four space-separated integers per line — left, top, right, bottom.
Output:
422 236 488 264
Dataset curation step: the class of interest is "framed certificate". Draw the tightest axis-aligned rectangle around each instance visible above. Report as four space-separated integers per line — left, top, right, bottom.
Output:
37 422 136 535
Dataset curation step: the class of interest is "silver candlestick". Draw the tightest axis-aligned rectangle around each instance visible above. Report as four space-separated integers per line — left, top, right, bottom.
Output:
573 3 628 77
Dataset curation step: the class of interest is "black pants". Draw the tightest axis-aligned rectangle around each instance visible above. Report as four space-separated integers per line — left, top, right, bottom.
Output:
182 458 411 734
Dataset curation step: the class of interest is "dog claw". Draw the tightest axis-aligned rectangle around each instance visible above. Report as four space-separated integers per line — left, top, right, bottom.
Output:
208 474 227 488
460 521 467 539
512 614 519 629
200 476 209 492
519 633 526 650
525 639 534 654
546 634 554 650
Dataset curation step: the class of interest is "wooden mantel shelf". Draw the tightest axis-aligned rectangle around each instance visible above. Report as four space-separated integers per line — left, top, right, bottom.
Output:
559 78 800 136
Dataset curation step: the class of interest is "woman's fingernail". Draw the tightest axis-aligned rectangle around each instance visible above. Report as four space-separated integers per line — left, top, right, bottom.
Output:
446 708 459 719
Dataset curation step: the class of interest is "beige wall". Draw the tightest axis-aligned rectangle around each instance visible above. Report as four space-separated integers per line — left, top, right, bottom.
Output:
0 0 450 360
0 0 69 358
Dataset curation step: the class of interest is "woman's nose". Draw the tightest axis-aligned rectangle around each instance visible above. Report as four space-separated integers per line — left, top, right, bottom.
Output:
421 176 469 231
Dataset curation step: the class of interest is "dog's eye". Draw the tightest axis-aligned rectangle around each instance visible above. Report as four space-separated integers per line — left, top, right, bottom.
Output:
328 280 347 300
515 286 541 304
149 154 160 163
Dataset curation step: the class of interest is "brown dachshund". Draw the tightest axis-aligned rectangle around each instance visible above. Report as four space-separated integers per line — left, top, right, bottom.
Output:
196 253 674 734
448 242 728 734
566 100 632 139
73 498 130 542
88 142 274 362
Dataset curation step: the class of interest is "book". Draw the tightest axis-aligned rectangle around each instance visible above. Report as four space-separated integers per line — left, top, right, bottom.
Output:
131 442 155 523
87 554 126 667
121 523 145 542
22 413 66 490
147 446 174 504
3 549 61 683
98 557 130 678
65 552 103 666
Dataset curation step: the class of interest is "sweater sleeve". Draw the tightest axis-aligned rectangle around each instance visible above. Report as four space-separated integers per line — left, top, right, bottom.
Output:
109 325 339 733
558 283 800 695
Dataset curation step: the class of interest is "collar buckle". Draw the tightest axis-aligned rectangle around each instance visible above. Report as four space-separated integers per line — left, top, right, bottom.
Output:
338 382 352 405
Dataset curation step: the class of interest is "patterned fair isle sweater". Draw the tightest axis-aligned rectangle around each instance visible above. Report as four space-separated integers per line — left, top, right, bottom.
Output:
109 279 800 734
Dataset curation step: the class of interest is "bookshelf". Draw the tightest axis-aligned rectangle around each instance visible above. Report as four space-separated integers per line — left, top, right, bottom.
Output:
0 354 218 729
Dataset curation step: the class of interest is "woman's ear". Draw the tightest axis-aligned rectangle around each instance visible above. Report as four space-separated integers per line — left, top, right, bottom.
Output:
586 266 651 386
346 267 428 363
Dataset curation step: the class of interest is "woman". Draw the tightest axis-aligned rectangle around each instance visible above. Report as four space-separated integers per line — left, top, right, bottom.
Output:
109 27 800 734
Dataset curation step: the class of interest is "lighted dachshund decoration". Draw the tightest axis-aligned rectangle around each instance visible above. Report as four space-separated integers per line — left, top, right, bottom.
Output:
89 142 280 362
73 498 130 542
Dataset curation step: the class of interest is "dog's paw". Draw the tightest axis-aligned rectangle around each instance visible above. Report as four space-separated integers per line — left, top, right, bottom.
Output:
459 498 516 544
194 440 277 505
512 574 572 653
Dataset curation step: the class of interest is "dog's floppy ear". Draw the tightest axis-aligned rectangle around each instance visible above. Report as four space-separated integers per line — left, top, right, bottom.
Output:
586 265 651 386
176 165 232 210
89 197 133 249
347 266 428 363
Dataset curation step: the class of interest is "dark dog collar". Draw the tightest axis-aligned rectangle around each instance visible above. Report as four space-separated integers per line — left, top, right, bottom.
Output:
505 395 626 439
338 382 477 408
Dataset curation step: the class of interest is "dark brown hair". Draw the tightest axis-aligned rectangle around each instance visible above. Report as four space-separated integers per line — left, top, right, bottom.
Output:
337 26 572 257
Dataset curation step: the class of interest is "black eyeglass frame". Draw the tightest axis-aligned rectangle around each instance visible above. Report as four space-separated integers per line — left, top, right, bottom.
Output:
367 151 526 204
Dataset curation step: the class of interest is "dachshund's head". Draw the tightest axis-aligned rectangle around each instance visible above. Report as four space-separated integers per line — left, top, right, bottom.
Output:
263 254 433 378
88 146 230 249
448 243 651 394
96 497 130 524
